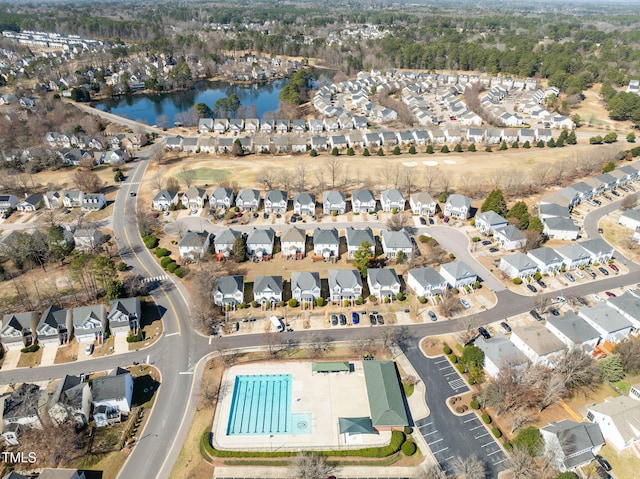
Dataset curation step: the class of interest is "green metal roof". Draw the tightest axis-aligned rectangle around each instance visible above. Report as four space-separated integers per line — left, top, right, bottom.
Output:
362 360 409 427
311 361 351 373
338 416 374 434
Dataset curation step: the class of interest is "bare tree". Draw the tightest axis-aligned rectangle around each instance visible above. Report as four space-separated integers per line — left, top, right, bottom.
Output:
296 161 309 192
439 290 461 318
508 407 531 434
386 213 411 231
307 332 331 357
352 334 375 356
180 167 196 189
190 263 223 333
73 169 102 193
166 176 180 193
450 455 486 479
314 167 326 191
507 445 539 479
256 167 278 190
415 463 448 479
151 175 164 191
156 114 169 129
621 193 638 211
551 347 600 390
291 452 336 479
19 420 85 468
522 230 543 252
328 156 341 188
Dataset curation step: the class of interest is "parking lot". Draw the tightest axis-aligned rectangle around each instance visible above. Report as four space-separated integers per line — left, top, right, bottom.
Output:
404 345 508 478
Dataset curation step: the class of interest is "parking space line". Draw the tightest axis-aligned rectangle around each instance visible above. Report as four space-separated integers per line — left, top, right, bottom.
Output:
481 441 495 448
428 438 444 445
444 455 454 461
423 430 439 436
444 372 458 377
418 421 433 428
463 417 476 423
475 433 489 439
439 366 452 371
432 447 449 454
494 458 507 465
487 449 503 456
469 424 484 430
434 359 448 364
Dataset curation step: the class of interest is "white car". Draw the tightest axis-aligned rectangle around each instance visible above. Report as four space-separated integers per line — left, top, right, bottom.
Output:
84 344 94 356
575 270 585 279
592 294 603 302
460 298 471 309
371 213 378 220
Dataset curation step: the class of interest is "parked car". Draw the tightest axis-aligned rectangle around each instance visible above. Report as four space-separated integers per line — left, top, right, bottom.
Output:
419 217 427 225
529 310 544 321
574 270 585 279
478 327 491 339
605 291 617 298
620 186 629 192
598 266 610 276
482 240 492 246
526 284 538 293
152 212 160 218
263 212 269 219
628 184 636 191
371 213 378 220
565 272 576 282
489 247 499 253
130 191 136 197
376 314 385 325
611 190 620 197
593 198 602 205
164 210 170 216
553 295 566 303
596 455 612 472
339 314 347 326
369 313 377 325
331 314 338 326
84 343 94 355
428 311 437 321
537 279 547 288
352 312 360 324
609 263 619 272
592 294 603 302
550 308 560 316
602 194 612 201
232 322 239 332
500 321 512 333
585 267 597 278
460 298 471 309
443 216 450 223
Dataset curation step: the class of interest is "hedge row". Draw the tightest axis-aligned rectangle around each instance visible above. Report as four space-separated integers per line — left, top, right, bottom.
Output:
201 430 405 459
21 344 40 353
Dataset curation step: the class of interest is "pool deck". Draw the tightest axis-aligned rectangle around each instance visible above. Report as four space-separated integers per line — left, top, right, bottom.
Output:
212 361 392 451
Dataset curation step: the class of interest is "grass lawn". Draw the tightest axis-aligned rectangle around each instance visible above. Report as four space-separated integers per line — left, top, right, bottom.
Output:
16 347 42 368
54 342 79 364
176 167 231 182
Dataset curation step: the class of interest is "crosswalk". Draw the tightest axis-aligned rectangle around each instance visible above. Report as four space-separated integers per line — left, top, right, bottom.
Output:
142 275 170 284
121 182 141 186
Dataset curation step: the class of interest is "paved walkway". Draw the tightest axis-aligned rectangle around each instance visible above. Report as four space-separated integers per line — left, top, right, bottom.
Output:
40 345 57 367
213 465 416 478
114 335 129 354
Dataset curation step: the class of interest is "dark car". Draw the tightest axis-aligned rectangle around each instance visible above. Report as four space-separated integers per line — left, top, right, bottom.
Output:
565 272 575 282
152 212 160 218
605 291 617 298
537 279 547 288
428 311 437 321
419 217 427 225
331 314 338 326
290 216 297 223
369 314 377 325
585 267 597 278
252 212 259 218
611 190 620 197
478 327 491 339
602 194 612 201
593 198 602 205
550 308 560 316
339 314 347 326
482 240 492 246
130 191 136 197
598 227 604 234
489 247 499 253
352 312 360 324
500 321 512 333
609 263 619 272
596 455 612 472
530 309 544 321
263 212 269 219
598 266 609 276
526 284 538 293
376 314 385 325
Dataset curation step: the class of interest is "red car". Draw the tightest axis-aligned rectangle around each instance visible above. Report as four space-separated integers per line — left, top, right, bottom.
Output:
605 291 617 298
443 216 450 223
609 263 619 272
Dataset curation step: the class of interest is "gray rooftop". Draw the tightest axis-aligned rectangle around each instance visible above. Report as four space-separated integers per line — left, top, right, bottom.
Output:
345 226 375 247
540 420 604 470
253 275 283 295
440 261 477 281
476 210 507 225
512 324 566 357
588 396 640 445
608 292 640 323
578 238 614 257
328 269 362 290
579 303 633 334
544 216 579 232
1 383 41 421
246 227 275 245
290 271 320 291
501 253 537 271
446 194 471 209
555 244 590 261
214 275 244 295
539 203 571 218
475 333 528 369
408 267 446 287
210 187 233 201
323 190 346 205
620 208 640 223
381 229 412 249
265 189 287 204
179 230 210 248
527 247 563 265
546 312 600 344
294 192 315 205
237 188 260 203
351 189 376 204
214 228 241 245
381 189 404 204
313 227 340 245
153 189 177 203
91 368 130 402
367 268 401 289
281 226 306 244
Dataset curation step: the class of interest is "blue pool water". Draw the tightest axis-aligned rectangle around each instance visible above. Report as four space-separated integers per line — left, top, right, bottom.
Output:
227 374 311 436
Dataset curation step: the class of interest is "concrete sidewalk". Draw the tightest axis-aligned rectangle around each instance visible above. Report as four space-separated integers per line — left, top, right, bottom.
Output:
213 465 417 478
1 350 20 370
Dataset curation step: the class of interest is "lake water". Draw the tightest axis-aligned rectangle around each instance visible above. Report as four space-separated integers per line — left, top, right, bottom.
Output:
93 79 288 127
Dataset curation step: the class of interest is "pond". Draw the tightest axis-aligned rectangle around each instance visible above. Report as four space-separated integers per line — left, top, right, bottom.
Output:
93 79 288 127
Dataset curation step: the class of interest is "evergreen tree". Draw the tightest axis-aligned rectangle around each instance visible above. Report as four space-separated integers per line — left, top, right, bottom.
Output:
566 130 577 145
353 242 373 279
499 140 508 150
377 148 385 156
536 140 545 148
598 354 625 382
507 201 530 229
481 189 507 216
363 148 370 156
232 234 247 262
511 141 519 149
309 149 318 157
454 143 462 152
409 145 416 154
426 144 434 154
527 216 544 233
393 146 401 155
547 138 556 148
468 142 476 152
485 144 492 152
523 140 531 148
331 147 339 156
441 144 450 153
347 147 354 156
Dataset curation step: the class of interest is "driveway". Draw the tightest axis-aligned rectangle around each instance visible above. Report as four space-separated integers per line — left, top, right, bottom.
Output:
403 342 508 478
1 350 20 370
114 334 129 354
40 345 58 366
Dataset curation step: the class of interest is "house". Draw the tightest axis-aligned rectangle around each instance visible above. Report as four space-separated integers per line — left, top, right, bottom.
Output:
543 217 580 241
380 189 405 212
213 119 229 134
38 470 88 479
499 253 538 279
410 192 437 216
235 189 261 211
313 228 340 259
527 247 563 275
586 395 640 451
165 135 184 150
579 238 615 263
466 128 484 143
308 119 324 134
293 193 316 215
310 136 328 151
246 227 275 258
444 194 471 219
152 190 179 211
209 187 234 210
540 420 605 472
1 383 44 437
556 244 591 270
264 190 288 213
362 360 409 430
213 275 245 306
81 193 106 211
181 187 207 210
108 297 141 336
229 118 244 134
213 229 242 257
546 312 600 350
406 267 447 298
280 227 306 259
345 226 375 259
44 191 62 209
351 189 377 213
0 194 19 213
290 272 321 306
252 275 283 305
72 304 106 343
475 211 508 235
328 269 363 303
381 229 413 259
330 135 348 150
73 228 104 252
47 375 92 427
367 268 401 300
474 333 528 379
440 261 477 289
510 324 566 366
36 305 71 346
92 368 134 426
292 119 306 133
323 190 346 215
578 304 633 343
607 292 640 329
275 119 289 133
178 230 212 259
198 118 214 133
494 225 527 250
363 133 381 148
619 208 640 230
244 119 260 134
0 312 37 351
16 193 43 212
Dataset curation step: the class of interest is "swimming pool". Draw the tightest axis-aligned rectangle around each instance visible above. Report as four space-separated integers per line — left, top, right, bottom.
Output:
226 374 311 435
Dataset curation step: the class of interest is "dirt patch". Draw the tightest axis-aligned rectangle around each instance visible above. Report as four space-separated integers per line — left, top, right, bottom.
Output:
16 347 42 368
54 342 79 364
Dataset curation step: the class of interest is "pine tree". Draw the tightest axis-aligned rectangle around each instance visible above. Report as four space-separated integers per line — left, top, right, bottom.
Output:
468 142 476 152
481 189 507 216
426 144 434 154
363 148 370 156
232 235 247 262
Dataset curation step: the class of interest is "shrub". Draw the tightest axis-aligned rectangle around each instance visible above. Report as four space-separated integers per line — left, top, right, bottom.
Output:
513 278 523 285
127 330 144 343
344 300 351 307
511 141 519 149
347 147 354 156
533 271 542 281
363 148 370 156
409 145 416 154
523 140 531 148
331 147 339 156
448 354 458 364
482 413 491 424
401 441 417 456
21 344 40 353
456 363 465 373
468 142 476 152
315 297 325 307
160 256 173 268
355 297 364 305
377 148 385 156
396 292 405 301
384 297 390 304
155 247 170 258
143 236 159 249
278 301 285 308
499 141 508 150
485 145 492 152
470 400 480 410
492 427 502 438
251 300 259 308
174 267 185 278
418 296 427 304
419 235 432 243
471 236 480 242
288 298 298 307
503 441 513 452
454 143 462 152
426 144 434 154
117 261 127 271
440 144 449 153
309 149 318 157
443 345 452 354
403 426 413 435
166 261 178 273
332 210 337 216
